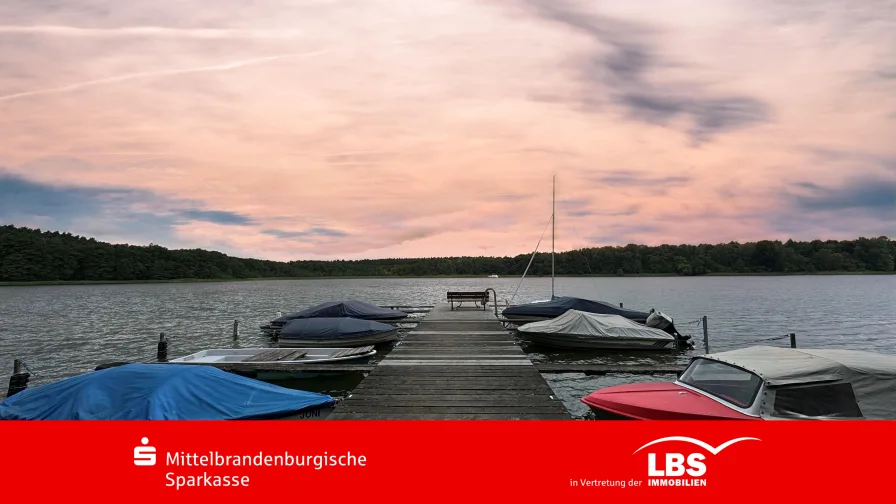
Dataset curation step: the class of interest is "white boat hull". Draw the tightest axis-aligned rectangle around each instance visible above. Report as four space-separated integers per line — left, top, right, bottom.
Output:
168 346 376 366
517 331 678 350
277 329 400 348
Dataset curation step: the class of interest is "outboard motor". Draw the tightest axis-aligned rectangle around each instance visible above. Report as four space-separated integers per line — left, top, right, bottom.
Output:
647 311 694 350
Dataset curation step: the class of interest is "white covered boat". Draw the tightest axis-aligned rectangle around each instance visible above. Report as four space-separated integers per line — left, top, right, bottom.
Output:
516 309 681 350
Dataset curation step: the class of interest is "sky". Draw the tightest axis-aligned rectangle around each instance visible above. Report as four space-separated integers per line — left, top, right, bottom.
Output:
0 0 894 260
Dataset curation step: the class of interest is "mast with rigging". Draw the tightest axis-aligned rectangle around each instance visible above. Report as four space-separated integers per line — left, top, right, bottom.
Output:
551 174 555 299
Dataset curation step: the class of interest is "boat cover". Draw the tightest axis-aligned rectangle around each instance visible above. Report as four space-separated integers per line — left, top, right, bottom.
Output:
502 296 651 322
518 310 674 340
701 346 896 420
279 317 396 340
274 300 407 324
0 363 335 420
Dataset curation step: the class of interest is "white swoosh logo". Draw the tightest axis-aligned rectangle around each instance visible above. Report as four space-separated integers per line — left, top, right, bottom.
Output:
633 436 760 455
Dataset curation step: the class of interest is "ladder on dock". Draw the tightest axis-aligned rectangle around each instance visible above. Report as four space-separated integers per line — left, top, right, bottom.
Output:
329 303 571 420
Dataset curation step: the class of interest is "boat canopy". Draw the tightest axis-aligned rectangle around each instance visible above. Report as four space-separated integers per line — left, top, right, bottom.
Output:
0 363 335 420
518 310 675 341
502 296 651 322
699 346 896 420
279 317 397 341
274 300 407 323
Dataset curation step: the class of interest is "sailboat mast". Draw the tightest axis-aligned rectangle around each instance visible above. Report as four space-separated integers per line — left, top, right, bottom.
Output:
551 174 555 299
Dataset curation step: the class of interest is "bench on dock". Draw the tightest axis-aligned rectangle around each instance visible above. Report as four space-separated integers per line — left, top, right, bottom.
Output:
447 291 489 311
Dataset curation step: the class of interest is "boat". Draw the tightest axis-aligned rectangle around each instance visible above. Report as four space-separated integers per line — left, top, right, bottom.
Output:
277 317 400 348
502 296 652 324
488 274 499 278
168 346 376 366
581 345 896 420
263 300 408 333
499 176 677 330
516 310 687 350
0 363 337 420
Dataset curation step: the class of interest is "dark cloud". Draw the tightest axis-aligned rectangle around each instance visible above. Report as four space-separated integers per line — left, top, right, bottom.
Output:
596 170 692 187
177 209 254 226
0 171 257 238
787 177 896 215
492 193 534 202
557 198 592 217
513 0 771 143
262 227 348 239
805 148 896 172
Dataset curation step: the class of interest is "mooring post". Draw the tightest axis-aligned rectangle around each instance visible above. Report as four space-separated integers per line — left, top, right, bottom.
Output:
5 359 30 398
702 316 710 354
156 333 168 362
789 333 797 348
232 320 240 339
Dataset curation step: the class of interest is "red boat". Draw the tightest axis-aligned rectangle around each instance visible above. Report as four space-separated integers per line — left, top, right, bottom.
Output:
581 346 896 420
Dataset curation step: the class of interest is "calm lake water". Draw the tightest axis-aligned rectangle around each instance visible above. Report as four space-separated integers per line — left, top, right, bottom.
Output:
1 275 893 417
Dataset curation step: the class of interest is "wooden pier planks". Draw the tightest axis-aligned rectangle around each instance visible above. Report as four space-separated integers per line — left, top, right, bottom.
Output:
329 303 572 420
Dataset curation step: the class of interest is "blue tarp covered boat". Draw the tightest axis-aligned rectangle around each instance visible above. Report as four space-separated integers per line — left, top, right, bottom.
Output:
501 296 652 324
0 363 336 420
278 317 400 348
270 300 408 329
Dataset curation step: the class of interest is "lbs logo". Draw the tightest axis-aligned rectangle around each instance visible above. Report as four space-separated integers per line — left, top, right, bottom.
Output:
633 436 760 486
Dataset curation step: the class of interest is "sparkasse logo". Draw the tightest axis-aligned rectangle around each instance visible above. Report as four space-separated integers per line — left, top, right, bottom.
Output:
633 436 760 487
134 437 157 466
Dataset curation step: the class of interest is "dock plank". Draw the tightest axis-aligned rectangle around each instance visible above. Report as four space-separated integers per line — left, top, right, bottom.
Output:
329 303 572 420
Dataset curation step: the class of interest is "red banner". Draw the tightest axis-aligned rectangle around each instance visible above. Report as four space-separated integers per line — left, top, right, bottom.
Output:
1 421 889 502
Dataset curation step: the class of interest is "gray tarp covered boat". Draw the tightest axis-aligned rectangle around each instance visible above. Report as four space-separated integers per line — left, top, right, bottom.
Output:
278 317 400 348
517 310 679 350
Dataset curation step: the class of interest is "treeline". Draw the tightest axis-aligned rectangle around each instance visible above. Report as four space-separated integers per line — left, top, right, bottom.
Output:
0 224 893 282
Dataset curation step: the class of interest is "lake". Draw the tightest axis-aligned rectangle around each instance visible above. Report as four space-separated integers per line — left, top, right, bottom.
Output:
1 275 893 417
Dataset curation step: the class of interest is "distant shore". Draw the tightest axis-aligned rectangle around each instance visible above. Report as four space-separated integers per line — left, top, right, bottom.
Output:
1 270 892 287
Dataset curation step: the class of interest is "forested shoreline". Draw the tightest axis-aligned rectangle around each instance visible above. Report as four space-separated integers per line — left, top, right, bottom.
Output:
1 225 893 283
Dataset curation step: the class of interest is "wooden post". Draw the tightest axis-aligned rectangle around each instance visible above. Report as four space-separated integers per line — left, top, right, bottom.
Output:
6 359 30 398
789 333 797 348
232 320 240 339
702 316 710 354
156 333 168 362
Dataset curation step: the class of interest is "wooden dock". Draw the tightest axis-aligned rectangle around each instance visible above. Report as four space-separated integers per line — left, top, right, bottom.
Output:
328 303 572 420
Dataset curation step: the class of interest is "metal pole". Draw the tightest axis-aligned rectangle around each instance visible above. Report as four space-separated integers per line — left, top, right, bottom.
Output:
551 174 555 299
702 316 710 354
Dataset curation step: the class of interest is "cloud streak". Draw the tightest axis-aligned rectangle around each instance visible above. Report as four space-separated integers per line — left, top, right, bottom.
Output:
0 25 307 39
0 51 327 103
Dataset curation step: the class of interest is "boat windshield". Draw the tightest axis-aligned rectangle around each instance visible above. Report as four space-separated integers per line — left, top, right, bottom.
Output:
678 358 763 409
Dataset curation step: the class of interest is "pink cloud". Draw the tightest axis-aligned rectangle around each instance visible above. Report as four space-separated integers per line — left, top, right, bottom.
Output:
0 0 893 259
